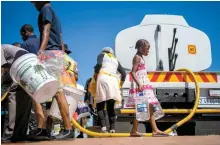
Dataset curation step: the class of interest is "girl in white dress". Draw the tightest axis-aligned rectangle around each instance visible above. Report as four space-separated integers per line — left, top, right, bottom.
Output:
129 39 168 137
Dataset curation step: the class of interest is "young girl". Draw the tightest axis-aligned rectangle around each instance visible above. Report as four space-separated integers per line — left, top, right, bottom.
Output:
129 39 168 137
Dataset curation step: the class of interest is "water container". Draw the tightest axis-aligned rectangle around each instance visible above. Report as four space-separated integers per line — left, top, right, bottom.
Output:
10 53 59 103
135 92 150 121
49 86 85 120
51 124 61 136
152 102 164 120
169 129 178 136
77 102 90 120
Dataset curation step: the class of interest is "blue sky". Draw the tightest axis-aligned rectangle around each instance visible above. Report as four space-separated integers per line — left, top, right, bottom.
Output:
2 1 220 86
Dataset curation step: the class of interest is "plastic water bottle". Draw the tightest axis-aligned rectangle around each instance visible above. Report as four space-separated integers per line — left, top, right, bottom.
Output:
77 102 90 119
51 124 61 136
135 92 150 121
152 103 164 120
169 129 178 136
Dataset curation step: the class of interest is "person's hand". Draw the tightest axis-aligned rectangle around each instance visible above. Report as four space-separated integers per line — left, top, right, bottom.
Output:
138 84 143 92
119 81 124 88
37 50 43 56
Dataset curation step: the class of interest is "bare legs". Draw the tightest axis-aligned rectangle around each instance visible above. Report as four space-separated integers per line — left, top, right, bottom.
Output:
130 104 167 137
33 91 71 133
55 91 71 130
33 101 46 129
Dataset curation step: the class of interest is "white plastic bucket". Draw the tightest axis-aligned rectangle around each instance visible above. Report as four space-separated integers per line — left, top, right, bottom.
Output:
49 85 86 120
10 53 60 103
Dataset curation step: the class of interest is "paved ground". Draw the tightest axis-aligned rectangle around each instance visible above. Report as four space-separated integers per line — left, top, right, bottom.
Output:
2 136 220 145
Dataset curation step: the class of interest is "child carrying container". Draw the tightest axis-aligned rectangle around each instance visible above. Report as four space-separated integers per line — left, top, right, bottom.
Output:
129 39 168 137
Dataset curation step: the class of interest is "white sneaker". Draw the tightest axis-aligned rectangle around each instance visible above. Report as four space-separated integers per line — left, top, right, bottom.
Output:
110 130 115 133
101 127 108 133
5 127 13 135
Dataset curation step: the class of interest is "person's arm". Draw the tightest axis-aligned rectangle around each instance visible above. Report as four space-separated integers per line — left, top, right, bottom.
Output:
39 23 51 54
1 68 6 78
1 50 8 77
117 62 126 87
131 55 143 91
94 53 104 79
38 7 53 54
1 47 8 70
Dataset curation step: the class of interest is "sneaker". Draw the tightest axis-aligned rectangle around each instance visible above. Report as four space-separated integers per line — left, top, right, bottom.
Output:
1 134 12 142
101 127 108 133
53 129 74 140
1 127 13 141
110 130 115 133
76 133 84 138
28 128 49 141
5 127 13 135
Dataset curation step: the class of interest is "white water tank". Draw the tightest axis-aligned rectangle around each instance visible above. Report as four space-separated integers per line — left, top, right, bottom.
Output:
115 14 212 71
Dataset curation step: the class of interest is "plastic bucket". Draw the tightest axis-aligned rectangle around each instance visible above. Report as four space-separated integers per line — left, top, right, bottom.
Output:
49 85 86 120
10 53 60 103
77 106 90 120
